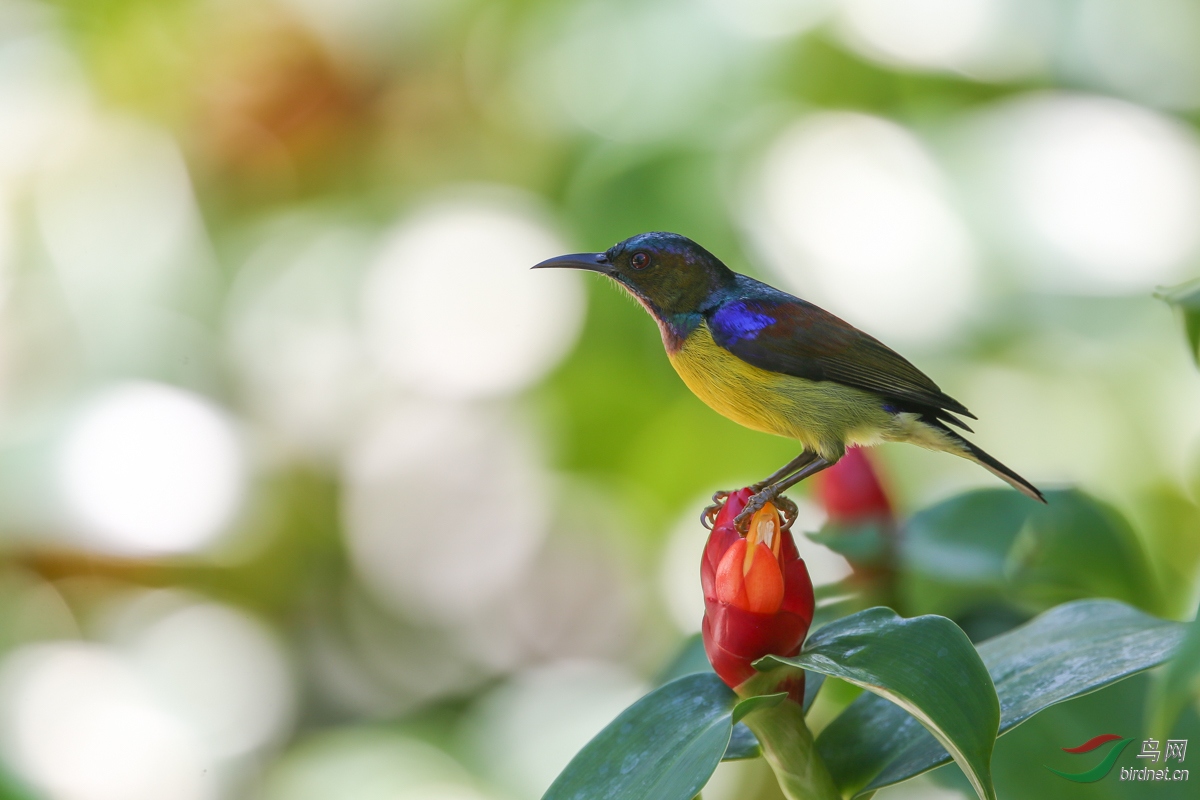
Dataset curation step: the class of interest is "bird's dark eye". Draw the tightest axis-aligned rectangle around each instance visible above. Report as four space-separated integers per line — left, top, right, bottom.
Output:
630 252 650 269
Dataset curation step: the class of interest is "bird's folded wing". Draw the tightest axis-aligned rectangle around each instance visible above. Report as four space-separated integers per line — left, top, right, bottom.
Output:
707 298 974 419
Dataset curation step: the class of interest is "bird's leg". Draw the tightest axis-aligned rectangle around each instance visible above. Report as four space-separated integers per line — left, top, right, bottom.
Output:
702 451 817 529
740 451 815 529
750 451 820 493
734 455 839 533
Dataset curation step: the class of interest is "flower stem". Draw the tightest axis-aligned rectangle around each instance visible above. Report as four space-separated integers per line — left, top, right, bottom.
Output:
741 699 840 800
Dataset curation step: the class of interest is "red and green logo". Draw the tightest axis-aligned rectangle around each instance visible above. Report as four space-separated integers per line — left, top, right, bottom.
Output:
1046 734 1135 782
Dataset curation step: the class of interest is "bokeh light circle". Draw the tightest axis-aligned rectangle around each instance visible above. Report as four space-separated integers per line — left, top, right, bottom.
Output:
227 220 376 457
342 403 549 624
837 0 999 72
362 193 584 399
0 642 210 800
260 729 495 800
59 382 246 555
970 93 1200 292
461 661 646 799
36 118 195 307
749 112 979 343
518 3 741 142
129 601 295 759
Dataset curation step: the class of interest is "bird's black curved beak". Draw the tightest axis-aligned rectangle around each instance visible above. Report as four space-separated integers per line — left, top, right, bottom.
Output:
531 252 611 274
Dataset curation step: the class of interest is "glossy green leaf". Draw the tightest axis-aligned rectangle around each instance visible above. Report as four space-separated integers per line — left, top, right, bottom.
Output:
720 666 827 764
900 489 1033 619
803 671 825 714
1004 490 1160 615
982 670 1200 800
543 673 737 800
900 488 1160 627
732 692 787 723
758 607 999 800
817 599 1186 797
652 633 827 762
723 722 762 761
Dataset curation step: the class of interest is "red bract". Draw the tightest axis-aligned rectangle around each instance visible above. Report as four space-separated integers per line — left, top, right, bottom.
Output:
701 488 814 697
816 446 892 523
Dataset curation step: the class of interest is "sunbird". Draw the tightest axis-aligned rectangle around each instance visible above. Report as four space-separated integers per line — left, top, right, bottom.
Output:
534 232 1044 530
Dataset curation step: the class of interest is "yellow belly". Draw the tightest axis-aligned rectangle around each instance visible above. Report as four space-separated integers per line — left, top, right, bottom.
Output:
667 323 892 459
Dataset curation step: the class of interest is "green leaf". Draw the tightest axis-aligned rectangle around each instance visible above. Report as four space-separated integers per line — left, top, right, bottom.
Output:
803 672 825 714
809 520 891 567
1004 490 1160 615
542 673 738 800
652 633 827 763
900 488 1160 624
732 692 787 724
758 607 999 800
1148 604 1200 737
817 599 1186 797
722 723 762 761
900 489 1033 619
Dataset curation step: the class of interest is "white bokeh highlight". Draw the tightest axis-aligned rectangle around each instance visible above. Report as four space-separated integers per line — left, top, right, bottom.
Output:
0 32 91 182
261 729 496 800
968 94 1200 293
461 661 646 800
836 0 999 72
0 642 211 800
228 221 376 457
517 2 743 142
748 112 979 343
58 382 246 555
128 601 295 760
36 118 197 313
362 194 584 399
341 403 549 624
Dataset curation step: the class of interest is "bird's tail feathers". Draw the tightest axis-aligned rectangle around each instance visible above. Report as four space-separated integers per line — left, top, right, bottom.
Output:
924 418 1045 503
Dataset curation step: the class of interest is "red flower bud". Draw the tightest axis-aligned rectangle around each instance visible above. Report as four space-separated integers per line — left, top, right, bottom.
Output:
815 446 896 585
816 446 892 524
701 488 814 697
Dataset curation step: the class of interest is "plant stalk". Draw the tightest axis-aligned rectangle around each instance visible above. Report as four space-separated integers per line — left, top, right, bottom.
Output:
742 699 841 800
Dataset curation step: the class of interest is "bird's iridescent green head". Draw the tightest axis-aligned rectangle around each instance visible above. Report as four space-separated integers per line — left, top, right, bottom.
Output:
533 232 736 319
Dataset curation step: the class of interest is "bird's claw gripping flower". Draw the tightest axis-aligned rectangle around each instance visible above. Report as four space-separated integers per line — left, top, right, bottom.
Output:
701 488 815 699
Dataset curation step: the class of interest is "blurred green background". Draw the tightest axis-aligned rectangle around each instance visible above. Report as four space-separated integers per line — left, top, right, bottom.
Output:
0 0 1198 798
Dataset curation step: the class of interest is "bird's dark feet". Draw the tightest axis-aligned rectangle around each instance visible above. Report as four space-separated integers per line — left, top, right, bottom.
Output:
700 490 731 530
733 488 775 533
734 490 799 533
774 495 799 530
